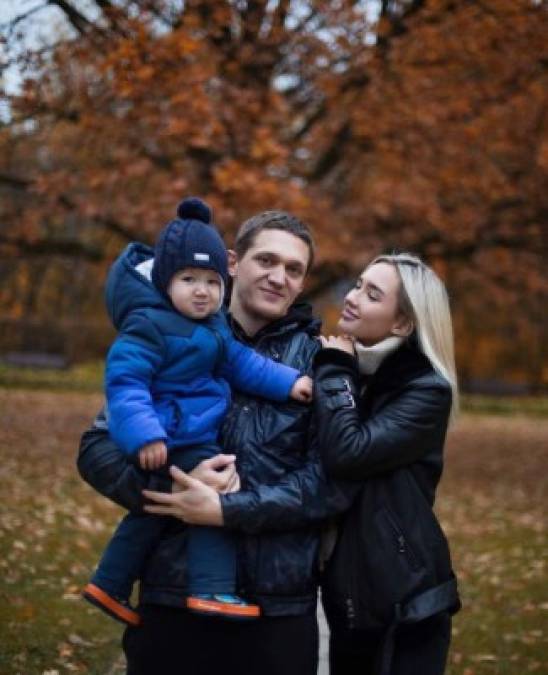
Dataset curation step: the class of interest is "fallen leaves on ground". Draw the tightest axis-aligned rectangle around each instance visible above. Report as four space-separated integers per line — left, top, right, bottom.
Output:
0 391 546 674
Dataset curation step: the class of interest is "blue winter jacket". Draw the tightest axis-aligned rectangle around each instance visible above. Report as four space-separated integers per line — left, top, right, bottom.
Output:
105 243 300 455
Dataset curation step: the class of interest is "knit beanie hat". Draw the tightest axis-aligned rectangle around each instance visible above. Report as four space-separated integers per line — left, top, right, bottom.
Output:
151 198 228 296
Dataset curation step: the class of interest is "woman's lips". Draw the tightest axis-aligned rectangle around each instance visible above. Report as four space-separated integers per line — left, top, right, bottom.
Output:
340 308 358 321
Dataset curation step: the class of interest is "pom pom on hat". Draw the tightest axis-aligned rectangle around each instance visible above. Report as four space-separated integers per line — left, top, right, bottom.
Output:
177 197 211 224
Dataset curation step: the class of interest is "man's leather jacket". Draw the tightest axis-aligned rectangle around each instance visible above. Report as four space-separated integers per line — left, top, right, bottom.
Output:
78 303 349 617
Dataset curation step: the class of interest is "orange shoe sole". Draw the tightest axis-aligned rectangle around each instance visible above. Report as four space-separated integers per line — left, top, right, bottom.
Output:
186 596 261 619
82 583 141 626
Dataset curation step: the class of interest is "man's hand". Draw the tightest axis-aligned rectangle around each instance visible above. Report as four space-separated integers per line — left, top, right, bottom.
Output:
138 441 168 470
187 454 240 494
290 375 313 403
320 334 355 355
143 466 224 526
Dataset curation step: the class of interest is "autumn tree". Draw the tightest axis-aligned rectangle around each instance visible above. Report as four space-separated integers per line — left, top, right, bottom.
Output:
1 0 546 386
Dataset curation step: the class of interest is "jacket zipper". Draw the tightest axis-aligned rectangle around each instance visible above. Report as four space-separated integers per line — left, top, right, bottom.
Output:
383 509 422 571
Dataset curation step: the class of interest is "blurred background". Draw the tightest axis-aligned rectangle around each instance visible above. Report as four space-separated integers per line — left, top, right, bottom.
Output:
1 0 546 391
0 2 546 674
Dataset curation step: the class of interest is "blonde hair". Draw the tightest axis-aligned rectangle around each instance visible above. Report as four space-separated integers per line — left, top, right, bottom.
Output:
370 252 459 418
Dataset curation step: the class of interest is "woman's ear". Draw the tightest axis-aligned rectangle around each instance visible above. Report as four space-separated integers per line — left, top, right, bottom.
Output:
391 315 414 337
227 249 238 277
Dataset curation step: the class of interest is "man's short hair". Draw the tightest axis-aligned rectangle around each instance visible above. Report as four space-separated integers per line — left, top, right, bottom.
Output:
234 211 315 271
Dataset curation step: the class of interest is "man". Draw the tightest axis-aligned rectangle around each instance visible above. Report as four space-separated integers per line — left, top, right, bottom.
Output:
78 210 347 675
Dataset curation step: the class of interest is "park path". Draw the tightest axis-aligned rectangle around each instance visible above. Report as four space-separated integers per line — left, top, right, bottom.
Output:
318 605 329 674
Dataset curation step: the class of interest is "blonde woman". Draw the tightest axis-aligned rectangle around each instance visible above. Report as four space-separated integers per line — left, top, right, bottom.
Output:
314 253 461 675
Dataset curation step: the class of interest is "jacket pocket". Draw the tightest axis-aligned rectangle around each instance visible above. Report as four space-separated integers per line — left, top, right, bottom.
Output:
375 507 423 572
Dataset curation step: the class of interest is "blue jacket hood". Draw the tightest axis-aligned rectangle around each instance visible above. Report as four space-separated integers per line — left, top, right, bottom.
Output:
105 242 170 330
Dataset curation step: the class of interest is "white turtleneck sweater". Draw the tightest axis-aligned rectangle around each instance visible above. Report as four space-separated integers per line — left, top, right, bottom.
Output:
354 335 405 377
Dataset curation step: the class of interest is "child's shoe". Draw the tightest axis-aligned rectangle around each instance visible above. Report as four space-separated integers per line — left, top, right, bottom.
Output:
186 593 260 619
82 583 141 626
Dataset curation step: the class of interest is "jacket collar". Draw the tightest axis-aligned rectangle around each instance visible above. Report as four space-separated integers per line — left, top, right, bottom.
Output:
227 302 321 346
366 333 433 394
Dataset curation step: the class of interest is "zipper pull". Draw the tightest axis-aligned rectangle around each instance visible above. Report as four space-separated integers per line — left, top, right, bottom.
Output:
398 535 406 554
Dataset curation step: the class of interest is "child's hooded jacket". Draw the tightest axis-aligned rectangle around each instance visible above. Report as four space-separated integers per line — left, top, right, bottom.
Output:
105 242 299 455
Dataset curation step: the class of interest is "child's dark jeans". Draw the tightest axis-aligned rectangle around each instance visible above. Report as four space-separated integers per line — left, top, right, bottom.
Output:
91 445 236 599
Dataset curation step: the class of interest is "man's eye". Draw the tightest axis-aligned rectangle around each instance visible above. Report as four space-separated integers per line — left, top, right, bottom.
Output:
258 255 272 265
287 266 302 278
368 292 380 302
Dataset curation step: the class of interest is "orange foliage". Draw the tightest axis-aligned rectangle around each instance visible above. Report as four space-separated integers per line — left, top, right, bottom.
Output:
0 0 546 386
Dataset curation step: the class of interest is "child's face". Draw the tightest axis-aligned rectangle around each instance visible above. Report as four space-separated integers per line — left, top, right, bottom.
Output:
167 267 222 319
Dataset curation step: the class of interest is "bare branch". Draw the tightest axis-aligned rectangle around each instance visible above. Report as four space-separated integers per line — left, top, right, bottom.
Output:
270 0 290 34
1 3 49 36
46 0 95 35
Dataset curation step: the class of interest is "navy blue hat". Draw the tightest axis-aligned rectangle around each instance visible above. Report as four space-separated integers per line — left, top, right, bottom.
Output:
151 197 228 295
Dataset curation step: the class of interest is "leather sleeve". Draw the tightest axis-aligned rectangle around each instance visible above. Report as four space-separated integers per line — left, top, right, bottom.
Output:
220 422 357 534
77 409 172 513
313 348 452 481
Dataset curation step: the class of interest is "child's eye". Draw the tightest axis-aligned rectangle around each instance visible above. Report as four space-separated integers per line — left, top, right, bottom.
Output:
181 276 194 283
208 278 220 286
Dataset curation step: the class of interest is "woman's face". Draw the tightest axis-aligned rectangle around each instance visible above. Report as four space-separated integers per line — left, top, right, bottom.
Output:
338 262 410 346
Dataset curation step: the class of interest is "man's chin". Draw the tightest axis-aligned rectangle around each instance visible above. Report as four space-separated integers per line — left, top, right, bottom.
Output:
253 299 288 321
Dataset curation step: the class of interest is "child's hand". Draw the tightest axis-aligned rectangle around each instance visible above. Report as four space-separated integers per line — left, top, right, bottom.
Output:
290 375 313 403
138 441 168 470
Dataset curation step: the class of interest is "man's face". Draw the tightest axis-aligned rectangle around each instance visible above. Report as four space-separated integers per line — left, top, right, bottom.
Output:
229 229 310 327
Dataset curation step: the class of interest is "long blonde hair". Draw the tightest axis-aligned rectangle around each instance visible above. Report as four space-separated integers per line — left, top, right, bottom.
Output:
370 253 459 418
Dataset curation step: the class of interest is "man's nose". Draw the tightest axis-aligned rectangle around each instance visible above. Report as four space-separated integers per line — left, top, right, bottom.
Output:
267 265 285 286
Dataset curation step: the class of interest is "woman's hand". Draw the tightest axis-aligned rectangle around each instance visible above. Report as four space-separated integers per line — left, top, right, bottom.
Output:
320 334 355 355
143 466 224 526
187 454 240 494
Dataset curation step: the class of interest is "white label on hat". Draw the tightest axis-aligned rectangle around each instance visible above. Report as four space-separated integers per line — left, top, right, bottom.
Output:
194 253 210 261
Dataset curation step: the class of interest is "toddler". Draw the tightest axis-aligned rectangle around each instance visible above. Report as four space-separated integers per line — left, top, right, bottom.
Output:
82 198 311 625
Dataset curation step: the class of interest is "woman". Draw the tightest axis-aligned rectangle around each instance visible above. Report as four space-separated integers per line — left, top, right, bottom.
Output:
314 253 460 675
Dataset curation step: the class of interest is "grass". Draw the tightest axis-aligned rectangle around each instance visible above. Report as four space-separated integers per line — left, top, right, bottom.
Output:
0 361 104 393
0 360 547 418
440 415 547 674
0 390 123 675
0 389 546 674
460 394 548 418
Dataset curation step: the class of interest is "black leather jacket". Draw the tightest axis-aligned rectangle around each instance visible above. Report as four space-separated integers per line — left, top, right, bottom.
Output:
313 338 460 637
77 303 349 616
